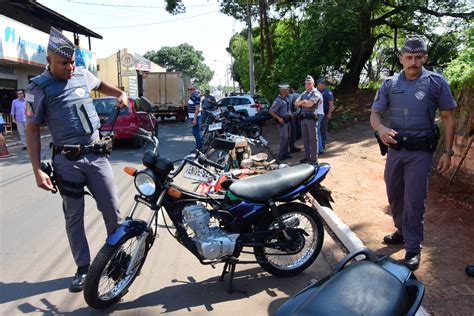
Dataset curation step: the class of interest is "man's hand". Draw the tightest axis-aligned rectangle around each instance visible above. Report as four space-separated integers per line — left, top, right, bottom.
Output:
278 118 284 126
377 126 399 145
327 112 332 120
35 170 57 192
115 91 129 109
437 154 452 174
192 118 197 126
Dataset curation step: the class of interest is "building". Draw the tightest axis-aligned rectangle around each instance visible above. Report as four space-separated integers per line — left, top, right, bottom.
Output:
0 0 102 113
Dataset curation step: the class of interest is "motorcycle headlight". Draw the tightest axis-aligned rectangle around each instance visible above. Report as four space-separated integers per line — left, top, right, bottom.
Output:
134 170 156 196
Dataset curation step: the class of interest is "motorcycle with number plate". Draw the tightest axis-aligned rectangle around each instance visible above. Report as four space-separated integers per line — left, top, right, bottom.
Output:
83 129 333 309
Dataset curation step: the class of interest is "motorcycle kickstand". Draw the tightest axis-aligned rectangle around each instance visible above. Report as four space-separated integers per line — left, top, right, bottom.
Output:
219 258 247 295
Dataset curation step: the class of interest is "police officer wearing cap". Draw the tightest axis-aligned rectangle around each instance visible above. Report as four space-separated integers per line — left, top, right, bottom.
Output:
371 35 456 270
269 84 292 161
295 75 323 164
25 27 129 292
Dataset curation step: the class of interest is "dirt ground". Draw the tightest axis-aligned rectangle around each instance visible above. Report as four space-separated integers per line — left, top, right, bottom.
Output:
262 90 474 315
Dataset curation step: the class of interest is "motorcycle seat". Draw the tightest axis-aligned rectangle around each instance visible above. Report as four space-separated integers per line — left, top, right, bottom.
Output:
276 260 407 316
228 164 315 203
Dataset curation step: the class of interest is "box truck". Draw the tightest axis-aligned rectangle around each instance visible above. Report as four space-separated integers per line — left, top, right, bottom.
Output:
142 72 191 122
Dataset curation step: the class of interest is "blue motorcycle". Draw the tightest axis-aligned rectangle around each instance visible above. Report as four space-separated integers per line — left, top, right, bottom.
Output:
83 130 333 309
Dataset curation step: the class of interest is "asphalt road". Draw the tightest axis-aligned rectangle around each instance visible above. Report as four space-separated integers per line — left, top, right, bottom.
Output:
0 120 333 315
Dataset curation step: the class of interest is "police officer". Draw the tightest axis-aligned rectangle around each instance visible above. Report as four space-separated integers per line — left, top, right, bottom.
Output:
187 85 202 149
370 35 456 270
25 27 129 292
201 89 217 128
317 77 334 152
295 75 323 164
269 84 292 161
288 84 301 153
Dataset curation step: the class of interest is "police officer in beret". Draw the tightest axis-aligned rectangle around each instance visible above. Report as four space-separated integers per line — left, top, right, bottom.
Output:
25 27 128 292
295 75 323 164
269 84 292 161
370 35 456 270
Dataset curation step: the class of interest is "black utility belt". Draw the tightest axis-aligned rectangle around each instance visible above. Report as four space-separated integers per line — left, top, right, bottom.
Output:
281 115 292 123
53 138 113 160
389 134 437 153
300 113 316 120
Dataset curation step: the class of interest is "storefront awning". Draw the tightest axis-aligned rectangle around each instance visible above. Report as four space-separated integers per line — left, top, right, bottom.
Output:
2 0 102 39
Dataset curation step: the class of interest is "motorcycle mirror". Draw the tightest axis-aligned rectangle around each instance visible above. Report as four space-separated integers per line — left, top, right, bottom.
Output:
139 96 153 113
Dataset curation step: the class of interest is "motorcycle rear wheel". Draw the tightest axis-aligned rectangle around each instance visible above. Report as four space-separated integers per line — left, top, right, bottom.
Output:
253 203 324 277
83 232 153 309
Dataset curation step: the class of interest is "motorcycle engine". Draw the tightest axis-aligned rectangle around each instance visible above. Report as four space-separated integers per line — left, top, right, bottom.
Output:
182 204 239 260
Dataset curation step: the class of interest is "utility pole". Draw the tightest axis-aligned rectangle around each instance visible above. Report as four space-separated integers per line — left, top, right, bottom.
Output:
246 0 255 95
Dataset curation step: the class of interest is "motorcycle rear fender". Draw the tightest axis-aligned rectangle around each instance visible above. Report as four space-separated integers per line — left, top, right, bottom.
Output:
276 164 331 202
106 218 149 246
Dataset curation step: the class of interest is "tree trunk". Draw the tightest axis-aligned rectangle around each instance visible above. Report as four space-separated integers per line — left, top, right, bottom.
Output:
339 37 377 91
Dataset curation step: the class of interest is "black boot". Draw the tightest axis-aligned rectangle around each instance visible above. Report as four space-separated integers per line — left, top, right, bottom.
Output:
404 252 421 271
69 264 89 293
466 265 474 277
383 231 404 245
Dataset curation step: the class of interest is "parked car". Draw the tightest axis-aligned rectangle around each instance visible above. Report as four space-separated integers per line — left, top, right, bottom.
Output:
217 94 270 117
93 96 158 148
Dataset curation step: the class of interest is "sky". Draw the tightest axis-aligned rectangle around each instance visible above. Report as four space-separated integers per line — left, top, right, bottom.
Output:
37 0 246 86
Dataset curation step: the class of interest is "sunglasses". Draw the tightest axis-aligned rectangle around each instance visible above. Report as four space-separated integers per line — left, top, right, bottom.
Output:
187 88 195 91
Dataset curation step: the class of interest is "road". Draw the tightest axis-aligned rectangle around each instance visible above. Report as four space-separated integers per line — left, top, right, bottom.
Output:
0 120 333 315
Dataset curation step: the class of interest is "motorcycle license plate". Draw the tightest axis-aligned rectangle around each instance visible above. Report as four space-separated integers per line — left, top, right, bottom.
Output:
208 122 222 131
184 165 212 182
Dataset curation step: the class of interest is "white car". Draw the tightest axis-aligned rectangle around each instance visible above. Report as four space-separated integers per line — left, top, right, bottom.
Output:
217 95 270 117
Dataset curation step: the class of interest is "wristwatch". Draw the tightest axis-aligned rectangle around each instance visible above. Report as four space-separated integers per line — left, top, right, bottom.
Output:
443 149 454 156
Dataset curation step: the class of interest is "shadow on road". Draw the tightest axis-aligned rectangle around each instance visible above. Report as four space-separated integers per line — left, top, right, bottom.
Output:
0 278 70 304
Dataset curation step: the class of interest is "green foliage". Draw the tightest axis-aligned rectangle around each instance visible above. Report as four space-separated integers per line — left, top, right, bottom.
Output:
144 44 214 86
445 26 474 93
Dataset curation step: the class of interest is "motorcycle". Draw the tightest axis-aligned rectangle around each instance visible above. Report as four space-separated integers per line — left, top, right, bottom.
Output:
275 247 425 316
83 129 333 309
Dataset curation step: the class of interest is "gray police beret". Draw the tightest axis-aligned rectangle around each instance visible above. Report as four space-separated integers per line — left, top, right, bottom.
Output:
48 27 75 59
401 35 427 54
305 75 314 82
317 77 327 84
278 83 290 90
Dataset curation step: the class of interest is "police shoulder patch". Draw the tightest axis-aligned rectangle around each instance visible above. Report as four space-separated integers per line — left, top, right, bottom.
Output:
25 93 35 102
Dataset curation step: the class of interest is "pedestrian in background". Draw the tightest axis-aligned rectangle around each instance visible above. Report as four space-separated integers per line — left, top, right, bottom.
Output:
317 78 334 152
269 84 292 161
370 35 456 270
11 89 27 150
288 84 301 153
295 75 323 164
187 85 202 149
26 27 128 292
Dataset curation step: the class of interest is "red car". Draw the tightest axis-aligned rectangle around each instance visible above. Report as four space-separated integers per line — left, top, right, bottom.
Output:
93 97 158 148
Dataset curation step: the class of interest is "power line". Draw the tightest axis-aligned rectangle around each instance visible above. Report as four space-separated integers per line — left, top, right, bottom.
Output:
92 10 219 29
65 0 217 9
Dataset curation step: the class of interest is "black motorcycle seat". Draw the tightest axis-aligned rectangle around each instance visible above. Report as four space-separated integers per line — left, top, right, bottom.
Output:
276 261 407 316
228 164 315 203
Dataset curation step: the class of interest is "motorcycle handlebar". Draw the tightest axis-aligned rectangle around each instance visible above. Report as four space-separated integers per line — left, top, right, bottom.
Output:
198 152 225 170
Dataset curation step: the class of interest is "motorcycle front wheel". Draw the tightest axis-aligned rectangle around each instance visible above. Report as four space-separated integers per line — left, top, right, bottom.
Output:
83 231 153 309
254 203 324 277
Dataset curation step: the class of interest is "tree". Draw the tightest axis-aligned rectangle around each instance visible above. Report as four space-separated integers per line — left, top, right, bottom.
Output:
144 43 214 86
